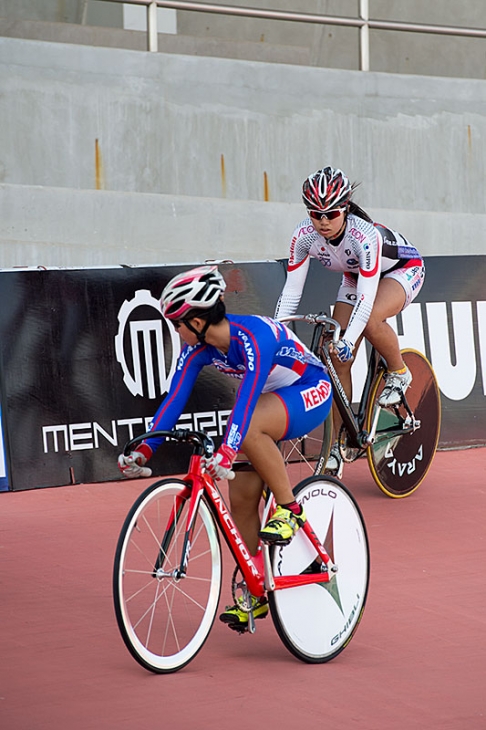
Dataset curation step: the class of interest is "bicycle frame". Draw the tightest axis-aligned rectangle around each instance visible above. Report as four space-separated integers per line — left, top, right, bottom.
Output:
181 455 337 597
316 329 381 450
285 314 418 450
125 429 338 607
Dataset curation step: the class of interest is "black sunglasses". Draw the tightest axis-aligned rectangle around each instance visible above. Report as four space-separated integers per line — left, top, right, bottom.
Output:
307 207 346 221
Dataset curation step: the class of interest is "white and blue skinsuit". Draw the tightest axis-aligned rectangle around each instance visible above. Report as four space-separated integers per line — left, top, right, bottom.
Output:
142 314 332 456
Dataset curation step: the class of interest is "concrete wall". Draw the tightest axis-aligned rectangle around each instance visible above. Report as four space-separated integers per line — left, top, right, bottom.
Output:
2 36 486 213
2 0 486 79
177 0 486 79
1 35 486 266
0 0 123 27
1 183 484 268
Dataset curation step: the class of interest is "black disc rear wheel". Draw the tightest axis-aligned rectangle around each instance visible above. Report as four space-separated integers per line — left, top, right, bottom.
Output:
366 349 441 498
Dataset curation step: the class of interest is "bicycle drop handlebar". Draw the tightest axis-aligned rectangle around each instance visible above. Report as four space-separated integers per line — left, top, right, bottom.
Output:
277 313 342 343
123 429 216 458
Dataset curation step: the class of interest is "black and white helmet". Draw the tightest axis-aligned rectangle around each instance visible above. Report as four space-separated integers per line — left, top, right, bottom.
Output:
160 265 226 320
302 166 355 212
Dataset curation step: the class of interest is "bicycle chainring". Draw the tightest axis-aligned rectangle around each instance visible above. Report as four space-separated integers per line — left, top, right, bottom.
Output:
338 424 366 463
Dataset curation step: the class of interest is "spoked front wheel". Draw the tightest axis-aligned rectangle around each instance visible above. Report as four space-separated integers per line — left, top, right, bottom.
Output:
366 349 441 498
113 479 222 673
268 475 369 663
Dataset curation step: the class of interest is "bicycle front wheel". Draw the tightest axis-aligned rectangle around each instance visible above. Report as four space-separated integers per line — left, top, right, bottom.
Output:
268 476 369 663
113 479 222 673
366 349 441 498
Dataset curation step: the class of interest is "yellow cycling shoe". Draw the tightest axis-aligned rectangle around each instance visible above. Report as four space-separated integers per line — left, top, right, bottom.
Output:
219 595 269 632
259 505 306 546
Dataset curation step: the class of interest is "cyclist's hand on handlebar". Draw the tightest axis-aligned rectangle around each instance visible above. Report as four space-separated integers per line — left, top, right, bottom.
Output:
118 444 153 479
202 444 236 481
332 338 354 363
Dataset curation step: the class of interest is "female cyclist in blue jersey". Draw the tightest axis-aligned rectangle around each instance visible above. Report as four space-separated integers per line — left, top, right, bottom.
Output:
118 265 332 631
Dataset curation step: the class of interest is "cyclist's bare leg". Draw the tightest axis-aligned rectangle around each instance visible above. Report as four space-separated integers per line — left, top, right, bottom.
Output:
228 469 264 555
330 278 407 436
239 393 294 500
227 393 295 552
362 278 407 372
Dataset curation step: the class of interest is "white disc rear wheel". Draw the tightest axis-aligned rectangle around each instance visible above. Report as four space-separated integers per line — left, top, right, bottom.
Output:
268 476 369 663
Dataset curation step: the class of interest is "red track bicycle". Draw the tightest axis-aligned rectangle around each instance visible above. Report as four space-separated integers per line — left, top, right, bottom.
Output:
113 428 369 673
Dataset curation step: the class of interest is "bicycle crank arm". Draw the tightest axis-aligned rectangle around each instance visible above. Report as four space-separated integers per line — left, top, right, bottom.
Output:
366 406 382 445
262 543 276 592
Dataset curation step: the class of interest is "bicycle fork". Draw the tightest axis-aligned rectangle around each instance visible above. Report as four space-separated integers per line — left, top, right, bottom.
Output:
153 477 205 581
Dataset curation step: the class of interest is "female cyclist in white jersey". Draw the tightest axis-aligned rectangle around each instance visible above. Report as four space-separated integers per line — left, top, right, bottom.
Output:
275 166 425 477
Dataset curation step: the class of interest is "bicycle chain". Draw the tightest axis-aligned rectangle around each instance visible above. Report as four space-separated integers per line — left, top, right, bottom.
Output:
230 565 252 612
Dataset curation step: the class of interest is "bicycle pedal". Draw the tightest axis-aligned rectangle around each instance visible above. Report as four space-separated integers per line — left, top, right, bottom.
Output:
227 623 249 635
324 467 344 479
260 536 292 546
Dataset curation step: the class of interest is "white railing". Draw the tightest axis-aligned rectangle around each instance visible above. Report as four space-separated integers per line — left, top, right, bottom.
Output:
100 0 486 71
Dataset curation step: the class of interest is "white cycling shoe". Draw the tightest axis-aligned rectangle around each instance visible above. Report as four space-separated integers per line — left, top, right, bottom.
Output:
378 367 412 407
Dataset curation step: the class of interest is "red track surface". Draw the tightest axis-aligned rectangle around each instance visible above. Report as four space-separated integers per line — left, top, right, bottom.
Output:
1 448 485 730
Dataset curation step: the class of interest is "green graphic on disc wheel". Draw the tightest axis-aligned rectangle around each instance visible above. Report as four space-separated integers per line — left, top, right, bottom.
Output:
305 509 344 615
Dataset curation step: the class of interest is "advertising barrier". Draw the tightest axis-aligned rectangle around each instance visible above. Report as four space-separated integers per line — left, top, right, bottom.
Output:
0 256 484 491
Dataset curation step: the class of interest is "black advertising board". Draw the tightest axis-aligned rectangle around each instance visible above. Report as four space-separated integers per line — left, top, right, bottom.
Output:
0 256 484 491
0 263 285 490
283 257 485 451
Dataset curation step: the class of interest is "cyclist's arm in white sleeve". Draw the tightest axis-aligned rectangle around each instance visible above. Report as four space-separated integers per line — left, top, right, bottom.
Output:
274 256 310 319
344 232 382 347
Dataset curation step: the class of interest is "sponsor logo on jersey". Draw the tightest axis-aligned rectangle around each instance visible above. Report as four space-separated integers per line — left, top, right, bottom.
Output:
177 344 198 371
277 345 308 365
318 254 333 267
213 359 245 378
397 244 421 259
349 227 366 244
289 235 297 263
227 423 242 450
299 225 314 236
237 330 255 371
301 379 332 411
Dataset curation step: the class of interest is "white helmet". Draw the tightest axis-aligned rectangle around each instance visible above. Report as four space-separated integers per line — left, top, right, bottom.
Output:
160 265 226 320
